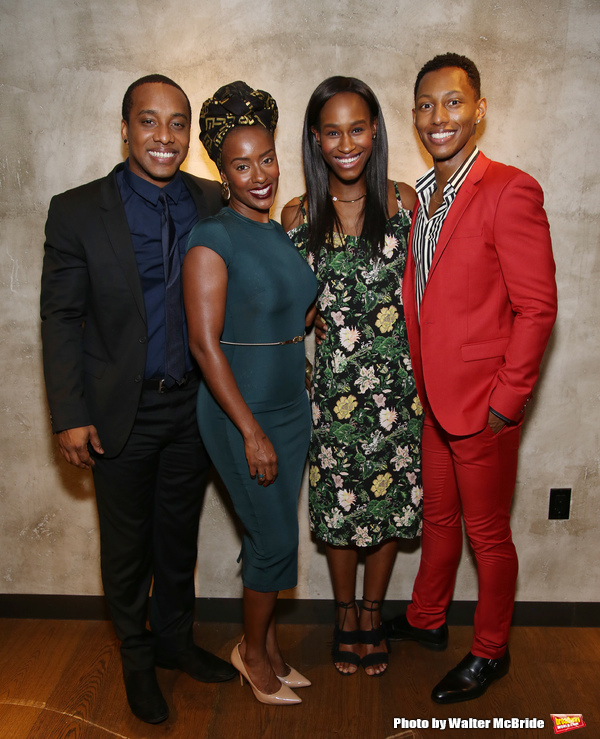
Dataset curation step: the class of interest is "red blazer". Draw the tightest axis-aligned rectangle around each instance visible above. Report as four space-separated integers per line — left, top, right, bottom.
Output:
403 153 557 436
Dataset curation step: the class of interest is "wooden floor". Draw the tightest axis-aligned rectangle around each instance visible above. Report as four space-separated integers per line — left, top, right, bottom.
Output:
0 619 598 739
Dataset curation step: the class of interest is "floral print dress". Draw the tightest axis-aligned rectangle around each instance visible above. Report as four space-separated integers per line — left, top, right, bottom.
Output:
289 185 423 546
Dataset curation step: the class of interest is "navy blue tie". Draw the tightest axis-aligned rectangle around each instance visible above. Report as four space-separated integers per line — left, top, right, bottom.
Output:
158 191 186 385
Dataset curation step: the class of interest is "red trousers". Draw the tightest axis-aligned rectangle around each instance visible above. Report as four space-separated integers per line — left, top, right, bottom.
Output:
407 411 522 659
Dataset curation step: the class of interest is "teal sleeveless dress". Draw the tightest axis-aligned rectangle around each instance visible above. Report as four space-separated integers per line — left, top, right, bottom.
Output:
187 207 317 591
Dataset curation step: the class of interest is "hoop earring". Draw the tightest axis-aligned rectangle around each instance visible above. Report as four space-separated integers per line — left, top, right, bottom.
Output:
221 181 231 201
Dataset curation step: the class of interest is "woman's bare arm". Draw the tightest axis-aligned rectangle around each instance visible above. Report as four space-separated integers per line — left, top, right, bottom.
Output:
183 245 277 485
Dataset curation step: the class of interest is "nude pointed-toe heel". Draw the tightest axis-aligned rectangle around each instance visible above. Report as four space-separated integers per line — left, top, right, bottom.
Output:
231 643 302 705
276 665 311 688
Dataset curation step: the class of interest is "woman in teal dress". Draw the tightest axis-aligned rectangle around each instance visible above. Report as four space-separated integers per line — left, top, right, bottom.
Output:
183 82 317 705
282 77 422 676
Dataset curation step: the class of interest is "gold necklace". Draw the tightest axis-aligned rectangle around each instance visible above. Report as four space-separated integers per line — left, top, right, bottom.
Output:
330 192 367 203
431 188 445 205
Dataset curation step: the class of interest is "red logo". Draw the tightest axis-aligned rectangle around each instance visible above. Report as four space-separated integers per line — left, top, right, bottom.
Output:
551 715 586 734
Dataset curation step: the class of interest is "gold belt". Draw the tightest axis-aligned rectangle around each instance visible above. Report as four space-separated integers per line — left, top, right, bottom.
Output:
220 333 306 347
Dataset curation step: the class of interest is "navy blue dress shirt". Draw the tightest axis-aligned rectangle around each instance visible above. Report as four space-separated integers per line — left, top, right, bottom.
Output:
117 161 197 378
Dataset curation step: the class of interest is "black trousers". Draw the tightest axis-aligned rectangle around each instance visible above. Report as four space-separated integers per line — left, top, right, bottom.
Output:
92 376 210 672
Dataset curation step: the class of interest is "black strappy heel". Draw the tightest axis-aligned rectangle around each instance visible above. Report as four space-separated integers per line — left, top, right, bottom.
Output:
332 599 361 675
360 597 390 676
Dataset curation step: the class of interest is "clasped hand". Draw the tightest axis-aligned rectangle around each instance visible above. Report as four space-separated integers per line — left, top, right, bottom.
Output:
57 425 104 469
244 427 278 486
487 410 508 434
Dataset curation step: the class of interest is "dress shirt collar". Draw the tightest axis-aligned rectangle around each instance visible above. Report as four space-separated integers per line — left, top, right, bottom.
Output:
122 159 185 206
416 146 480 211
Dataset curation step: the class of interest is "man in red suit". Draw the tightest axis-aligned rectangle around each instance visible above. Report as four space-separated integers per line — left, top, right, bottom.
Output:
386 53 557 703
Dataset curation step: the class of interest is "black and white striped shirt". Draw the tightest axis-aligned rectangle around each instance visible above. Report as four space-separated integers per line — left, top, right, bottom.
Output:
412 147 480 313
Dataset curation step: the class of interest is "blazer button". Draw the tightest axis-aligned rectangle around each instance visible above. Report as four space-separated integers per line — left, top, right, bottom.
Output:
134 374 142 383
139 336 147 344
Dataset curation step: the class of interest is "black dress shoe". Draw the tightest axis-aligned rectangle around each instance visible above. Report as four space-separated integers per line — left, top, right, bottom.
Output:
156 644 237 682
123 668 169 724
385 613 448 651
431 648 510 704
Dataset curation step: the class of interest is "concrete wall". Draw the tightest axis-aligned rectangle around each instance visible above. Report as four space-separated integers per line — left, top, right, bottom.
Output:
1 0 598 605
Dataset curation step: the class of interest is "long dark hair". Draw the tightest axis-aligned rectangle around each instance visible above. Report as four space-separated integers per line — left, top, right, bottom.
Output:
301 76 389 258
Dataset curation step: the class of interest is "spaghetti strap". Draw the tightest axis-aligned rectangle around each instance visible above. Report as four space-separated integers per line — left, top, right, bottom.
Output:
393 180 411 215
298 195 308 222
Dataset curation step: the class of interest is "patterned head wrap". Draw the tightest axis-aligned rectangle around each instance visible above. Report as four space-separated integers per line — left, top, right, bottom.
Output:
199 81 278 170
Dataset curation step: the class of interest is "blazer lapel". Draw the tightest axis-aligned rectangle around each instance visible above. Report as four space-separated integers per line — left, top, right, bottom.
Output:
425 153 491 286
182 172 211 220
405 207 419 318
99 167 146 320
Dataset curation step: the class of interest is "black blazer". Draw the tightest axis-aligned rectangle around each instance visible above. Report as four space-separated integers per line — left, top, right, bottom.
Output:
41 163 222 457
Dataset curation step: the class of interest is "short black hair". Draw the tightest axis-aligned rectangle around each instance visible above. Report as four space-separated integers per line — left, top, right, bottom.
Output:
121 74 191 123
414 53 481 101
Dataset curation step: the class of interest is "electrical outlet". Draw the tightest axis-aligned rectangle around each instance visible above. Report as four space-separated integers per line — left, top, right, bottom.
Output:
548 488 571 520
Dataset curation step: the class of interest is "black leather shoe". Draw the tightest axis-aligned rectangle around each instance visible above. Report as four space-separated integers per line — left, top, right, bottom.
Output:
431 649 510 704
385 613 448 651
156 644 237 682
123 668 169 724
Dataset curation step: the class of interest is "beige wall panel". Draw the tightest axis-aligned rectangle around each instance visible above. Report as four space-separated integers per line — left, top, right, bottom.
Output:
1 0 598 604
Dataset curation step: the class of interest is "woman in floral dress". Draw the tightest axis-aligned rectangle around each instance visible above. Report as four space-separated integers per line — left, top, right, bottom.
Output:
282 77 422 676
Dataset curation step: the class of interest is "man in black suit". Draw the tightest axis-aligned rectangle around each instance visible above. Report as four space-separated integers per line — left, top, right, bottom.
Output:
41 74 235 724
